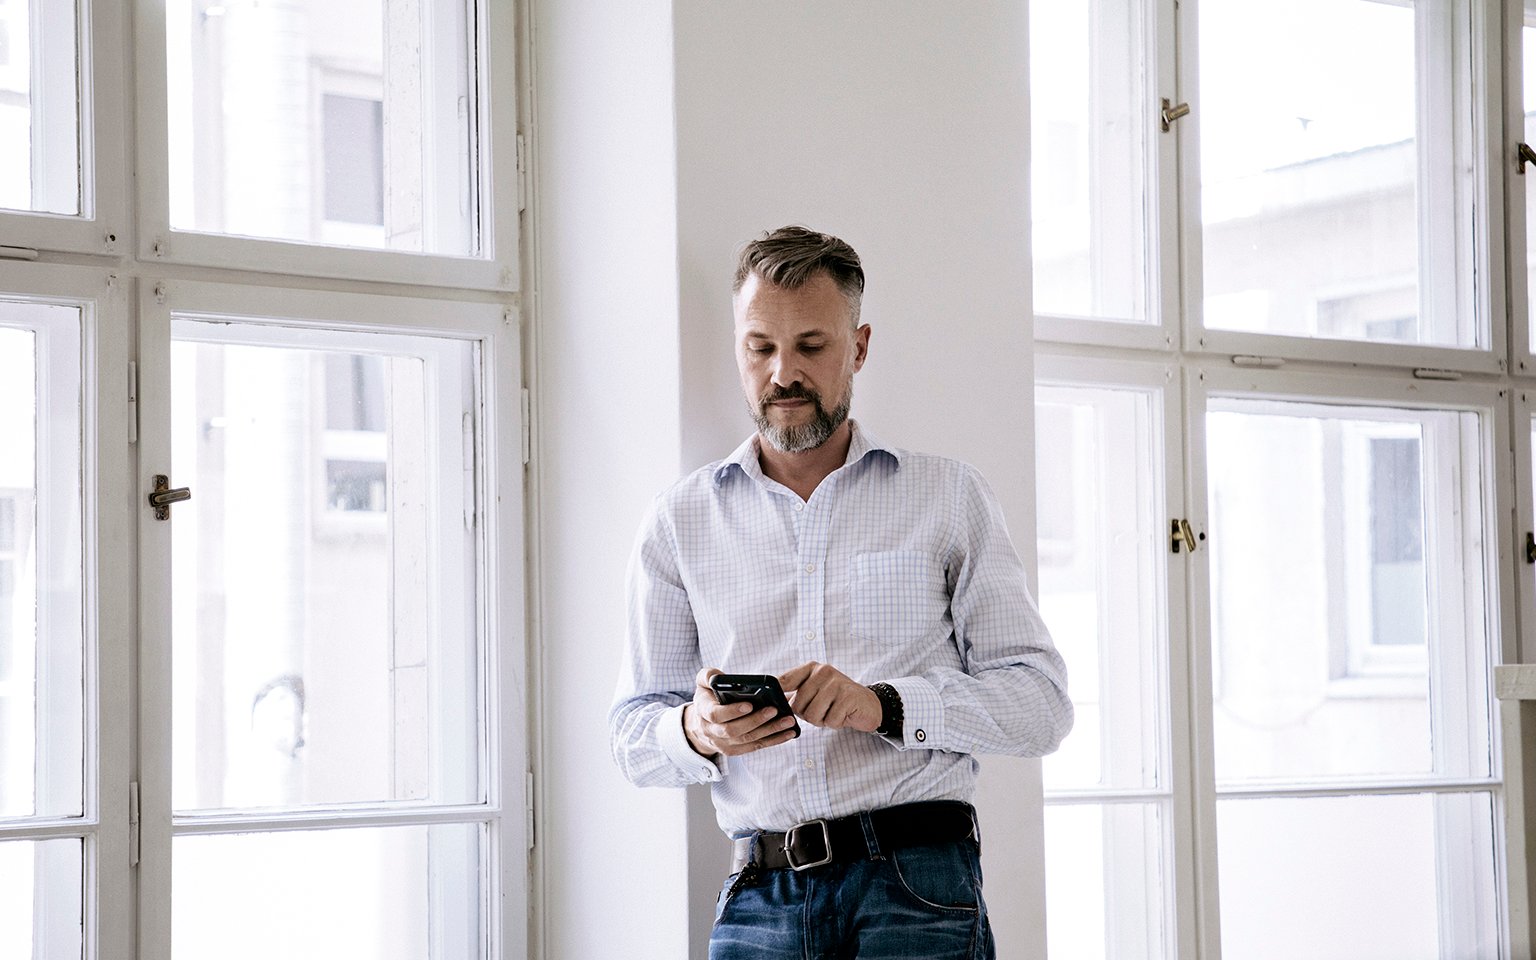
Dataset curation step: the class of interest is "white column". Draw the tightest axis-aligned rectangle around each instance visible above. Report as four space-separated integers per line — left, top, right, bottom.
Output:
533 3 1045 957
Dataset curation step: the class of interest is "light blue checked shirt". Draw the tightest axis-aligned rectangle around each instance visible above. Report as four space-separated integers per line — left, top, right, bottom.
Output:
610 421 1072 836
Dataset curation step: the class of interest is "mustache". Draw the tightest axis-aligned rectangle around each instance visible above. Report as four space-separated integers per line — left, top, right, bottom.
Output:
760 384 821 405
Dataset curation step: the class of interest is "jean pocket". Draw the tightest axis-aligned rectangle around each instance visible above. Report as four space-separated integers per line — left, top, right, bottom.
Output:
850 551 949 644
889 842 982 914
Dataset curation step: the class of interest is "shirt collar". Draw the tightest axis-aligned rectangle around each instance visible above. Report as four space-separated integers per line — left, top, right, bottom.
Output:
713 419 902 485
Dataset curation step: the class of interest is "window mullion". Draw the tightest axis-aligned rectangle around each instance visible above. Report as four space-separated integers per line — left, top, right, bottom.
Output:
1177 365 1224 960
89 271 134 960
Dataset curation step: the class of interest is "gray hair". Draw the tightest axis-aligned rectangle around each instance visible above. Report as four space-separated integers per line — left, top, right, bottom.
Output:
732 226 865 325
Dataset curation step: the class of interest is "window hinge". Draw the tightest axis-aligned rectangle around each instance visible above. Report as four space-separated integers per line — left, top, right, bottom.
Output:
463 411 476 530
129 781 141 867
526 770 536 852
1171 518 1202 554
1161 97 1191 132
127 361 139 444
1526 532 1535 564
516 133 528 213
1519 142 1536 174
520 387 532 465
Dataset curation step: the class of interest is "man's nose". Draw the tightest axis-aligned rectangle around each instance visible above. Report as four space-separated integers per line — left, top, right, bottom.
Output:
769 354 801 388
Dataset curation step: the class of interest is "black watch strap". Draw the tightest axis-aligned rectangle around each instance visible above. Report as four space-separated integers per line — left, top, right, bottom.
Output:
869 682 904 737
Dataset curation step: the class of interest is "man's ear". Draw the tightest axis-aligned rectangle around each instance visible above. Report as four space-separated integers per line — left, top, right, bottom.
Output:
852 324 871 372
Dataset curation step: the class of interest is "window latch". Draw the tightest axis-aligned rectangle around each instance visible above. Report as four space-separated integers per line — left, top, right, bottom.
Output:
1519 143 1536 175
1526 531 1535 564
1171 518 1201 554
1161 98 1191 132
149 474 192 521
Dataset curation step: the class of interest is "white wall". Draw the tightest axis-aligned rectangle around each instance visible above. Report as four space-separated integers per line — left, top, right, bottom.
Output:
527 2 690 957
531 4 1044 957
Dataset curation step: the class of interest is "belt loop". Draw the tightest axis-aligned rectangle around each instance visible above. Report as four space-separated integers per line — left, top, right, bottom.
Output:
857 810 882 859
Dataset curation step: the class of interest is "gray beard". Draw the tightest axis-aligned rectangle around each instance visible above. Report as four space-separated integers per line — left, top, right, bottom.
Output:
751 386 852 454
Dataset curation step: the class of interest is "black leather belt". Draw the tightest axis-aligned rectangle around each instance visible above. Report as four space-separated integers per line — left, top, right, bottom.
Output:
730 800 977 873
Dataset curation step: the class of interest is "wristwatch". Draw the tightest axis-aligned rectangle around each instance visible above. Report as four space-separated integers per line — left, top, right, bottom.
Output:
868 682 904 737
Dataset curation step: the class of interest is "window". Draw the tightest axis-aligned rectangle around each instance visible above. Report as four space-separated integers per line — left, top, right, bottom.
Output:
1035 365 1179 960
0 0 523 952
0 288 90 960
134 283 524 960
146 0 517 288
0 0 127 253
0 0 80 216
151 300 495 957
1031 0 1515 955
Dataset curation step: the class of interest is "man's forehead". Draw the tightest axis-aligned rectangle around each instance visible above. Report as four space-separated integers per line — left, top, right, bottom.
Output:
733 275 855 332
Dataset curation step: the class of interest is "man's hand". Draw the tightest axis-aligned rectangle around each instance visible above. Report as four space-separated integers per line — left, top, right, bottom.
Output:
779 661 882 733
683 667 800 758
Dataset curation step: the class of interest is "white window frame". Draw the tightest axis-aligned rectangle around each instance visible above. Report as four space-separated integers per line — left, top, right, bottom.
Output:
1033 0 1176 355
1177 0 1507 375
1188 363 1512 953
1506 0 1536 376
0 0 129 256
1034 351 1200 960
1033 0 1526 955
133 278 527 960
0 260 132 960
132 0 520 291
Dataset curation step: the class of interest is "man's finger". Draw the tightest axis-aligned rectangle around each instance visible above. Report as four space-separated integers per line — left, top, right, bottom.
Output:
778 662 816 691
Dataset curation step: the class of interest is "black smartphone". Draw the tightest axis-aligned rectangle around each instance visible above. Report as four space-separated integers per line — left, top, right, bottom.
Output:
709 674 800 737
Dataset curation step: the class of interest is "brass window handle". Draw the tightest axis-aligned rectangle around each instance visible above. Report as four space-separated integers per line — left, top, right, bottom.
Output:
1162 98 1191 132
1518 142 1536 174
149 474 191 520
1171 518 1201 554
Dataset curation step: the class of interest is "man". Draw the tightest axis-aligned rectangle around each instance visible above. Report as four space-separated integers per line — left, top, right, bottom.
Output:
609 225 1072 959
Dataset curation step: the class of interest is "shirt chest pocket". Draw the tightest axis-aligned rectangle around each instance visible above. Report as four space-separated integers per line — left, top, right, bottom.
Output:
850 550 950 645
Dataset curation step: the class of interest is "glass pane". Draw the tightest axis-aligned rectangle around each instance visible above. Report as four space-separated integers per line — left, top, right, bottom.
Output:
0 306 84 820
0 0 81 215
1217 793 1499 959
0 838 84 960
1037 384 1165 792
1206 400 1491 783
1030 0 1149 322
1200 0 1478 347
173 824 481 960
170 322 479 812
1045 803 1169 960
166 0 477 255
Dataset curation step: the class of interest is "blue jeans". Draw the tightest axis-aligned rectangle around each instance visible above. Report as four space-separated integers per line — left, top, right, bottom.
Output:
710 839 995 959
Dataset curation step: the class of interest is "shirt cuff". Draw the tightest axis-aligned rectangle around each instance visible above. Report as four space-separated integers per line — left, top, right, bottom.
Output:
885 676 942 750
659 702 726 782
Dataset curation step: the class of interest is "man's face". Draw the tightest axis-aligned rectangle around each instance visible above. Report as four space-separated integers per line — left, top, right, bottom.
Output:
733 271 870 453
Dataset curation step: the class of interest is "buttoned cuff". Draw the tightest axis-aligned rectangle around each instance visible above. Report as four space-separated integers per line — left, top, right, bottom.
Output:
659 702 725 782
885 677 942 750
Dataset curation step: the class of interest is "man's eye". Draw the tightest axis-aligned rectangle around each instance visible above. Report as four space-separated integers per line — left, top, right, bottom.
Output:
749 345 773 354
800 345 824 354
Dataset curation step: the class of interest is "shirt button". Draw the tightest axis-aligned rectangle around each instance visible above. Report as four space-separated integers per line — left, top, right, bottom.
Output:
803 759 815 769
805 563 815 573
804 630 815 641
914 729 927 743
795 502 805 511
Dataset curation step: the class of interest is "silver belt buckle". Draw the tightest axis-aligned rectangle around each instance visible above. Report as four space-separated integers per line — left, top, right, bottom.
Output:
782 818 833 871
